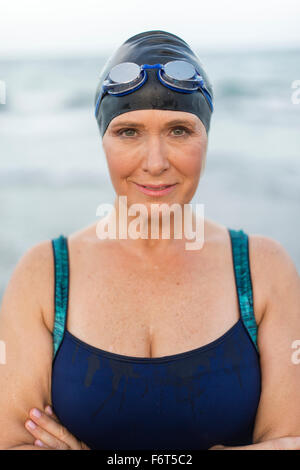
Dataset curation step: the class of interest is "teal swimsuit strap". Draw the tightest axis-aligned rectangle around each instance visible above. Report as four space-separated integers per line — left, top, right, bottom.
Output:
51 234 69 360
228 228 259 354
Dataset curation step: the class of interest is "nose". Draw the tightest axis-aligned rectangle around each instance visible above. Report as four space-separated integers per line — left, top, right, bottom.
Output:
141 135 170 175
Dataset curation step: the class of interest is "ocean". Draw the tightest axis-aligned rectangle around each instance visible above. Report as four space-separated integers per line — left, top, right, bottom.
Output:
0 48 299 299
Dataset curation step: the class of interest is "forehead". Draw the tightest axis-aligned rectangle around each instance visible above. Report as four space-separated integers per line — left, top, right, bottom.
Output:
108 109 201 129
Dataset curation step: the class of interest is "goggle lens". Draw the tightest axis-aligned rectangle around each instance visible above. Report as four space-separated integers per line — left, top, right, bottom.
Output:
163 60 196 80
109 62 141 83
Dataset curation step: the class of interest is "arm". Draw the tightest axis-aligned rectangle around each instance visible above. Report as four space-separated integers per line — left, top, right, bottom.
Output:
250 235 300 442
0 241 55 450
211 235 300 450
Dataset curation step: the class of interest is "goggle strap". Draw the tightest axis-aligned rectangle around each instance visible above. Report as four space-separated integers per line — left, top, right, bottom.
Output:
95 62 213 116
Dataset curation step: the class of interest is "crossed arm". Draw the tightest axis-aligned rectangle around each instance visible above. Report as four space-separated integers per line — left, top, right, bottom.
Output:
1 235 300 450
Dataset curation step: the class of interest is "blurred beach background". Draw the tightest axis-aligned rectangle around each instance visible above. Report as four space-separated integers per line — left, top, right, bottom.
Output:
0 1 300 300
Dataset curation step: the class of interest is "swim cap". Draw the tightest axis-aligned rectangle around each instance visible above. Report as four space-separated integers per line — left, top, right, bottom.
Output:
94 30 214 137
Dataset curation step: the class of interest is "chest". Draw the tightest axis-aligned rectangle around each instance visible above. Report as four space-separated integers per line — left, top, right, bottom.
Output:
65 245 241 358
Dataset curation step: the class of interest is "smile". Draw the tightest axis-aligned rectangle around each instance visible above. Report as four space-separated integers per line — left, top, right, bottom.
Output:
133 182 177 196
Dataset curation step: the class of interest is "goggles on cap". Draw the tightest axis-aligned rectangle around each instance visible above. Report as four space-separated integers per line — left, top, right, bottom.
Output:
95 60 214 118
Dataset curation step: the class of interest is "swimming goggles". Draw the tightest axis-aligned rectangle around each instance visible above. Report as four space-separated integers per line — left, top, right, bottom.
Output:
95 60 214 118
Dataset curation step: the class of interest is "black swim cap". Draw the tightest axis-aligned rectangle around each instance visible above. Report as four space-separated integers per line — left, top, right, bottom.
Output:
94 30 214 137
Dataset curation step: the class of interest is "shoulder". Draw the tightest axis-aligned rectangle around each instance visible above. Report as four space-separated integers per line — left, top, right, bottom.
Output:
2 239 55 331
247 233 300 324
248 233 299 287
5 239 54 297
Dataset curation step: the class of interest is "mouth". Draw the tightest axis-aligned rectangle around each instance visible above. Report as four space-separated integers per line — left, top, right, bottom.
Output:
133 182 178 196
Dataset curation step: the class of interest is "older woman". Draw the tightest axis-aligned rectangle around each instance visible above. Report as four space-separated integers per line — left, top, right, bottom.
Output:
1 30 300 451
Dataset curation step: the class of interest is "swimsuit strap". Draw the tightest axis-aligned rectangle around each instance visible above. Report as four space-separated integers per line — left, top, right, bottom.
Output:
51 234 69 360
228 228 259 353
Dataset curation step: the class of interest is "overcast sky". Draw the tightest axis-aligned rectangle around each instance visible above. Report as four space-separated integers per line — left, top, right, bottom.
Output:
1 0 300 58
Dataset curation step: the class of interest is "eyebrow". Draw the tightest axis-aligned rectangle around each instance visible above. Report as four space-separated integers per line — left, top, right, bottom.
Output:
110 119 197 130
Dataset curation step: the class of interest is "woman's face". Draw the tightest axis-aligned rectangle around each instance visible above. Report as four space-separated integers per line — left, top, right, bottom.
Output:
101 109 208 211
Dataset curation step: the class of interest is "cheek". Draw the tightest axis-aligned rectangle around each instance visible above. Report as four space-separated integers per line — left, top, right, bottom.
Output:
175 142 205 179
102 137 140 192
106 151 137 189
107 152 137 195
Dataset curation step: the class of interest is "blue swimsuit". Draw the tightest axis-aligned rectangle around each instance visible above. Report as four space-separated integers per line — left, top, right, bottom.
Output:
51 228 261 450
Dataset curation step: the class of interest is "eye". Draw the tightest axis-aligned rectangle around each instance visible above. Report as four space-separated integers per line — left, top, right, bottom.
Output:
118 128 137 137
171 126 191 136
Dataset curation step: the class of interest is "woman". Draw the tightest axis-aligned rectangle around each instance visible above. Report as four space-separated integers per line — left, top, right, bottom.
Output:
1 30 300 451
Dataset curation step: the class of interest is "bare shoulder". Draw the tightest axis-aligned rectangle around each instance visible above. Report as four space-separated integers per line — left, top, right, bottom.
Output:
2 239 56 333
248 233 300 324
248 233 299 287
205 222 300 327
3 239 54 307
21 239 53 276
16 226 104 332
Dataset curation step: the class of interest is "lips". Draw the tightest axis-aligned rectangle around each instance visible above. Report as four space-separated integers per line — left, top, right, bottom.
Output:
133 182 177 196
142 185 172 190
